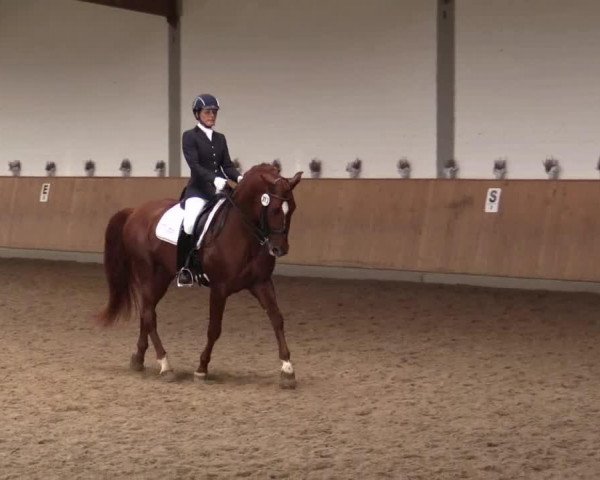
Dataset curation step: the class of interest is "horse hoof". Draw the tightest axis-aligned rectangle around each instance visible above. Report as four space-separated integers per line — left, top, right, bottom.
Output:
194 371 207 383
280 371 296 389
129 354 144 371
160 370 177 383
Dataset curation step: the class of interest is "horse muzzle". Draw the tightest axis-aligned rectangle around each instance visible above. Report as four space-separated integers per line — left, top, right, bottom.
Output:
268 245 288 257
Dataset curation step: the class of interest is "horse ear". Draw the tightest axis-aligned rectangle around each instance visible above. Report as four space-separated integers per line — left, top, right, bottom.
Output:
289 171 303 190
260 173 279 186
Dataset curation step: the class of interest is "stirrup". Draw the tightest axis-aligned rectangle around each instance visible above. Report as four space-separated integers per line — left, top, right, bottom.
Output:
176 267 194 287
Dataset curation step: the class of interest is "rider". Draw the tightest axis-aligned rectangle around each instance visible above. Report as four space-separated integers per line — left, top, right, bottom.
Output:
177 93 243 286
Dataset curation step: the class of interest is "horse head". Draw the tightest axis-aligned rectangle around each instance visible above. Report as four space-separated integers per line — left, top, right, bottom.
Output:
234 163 302 257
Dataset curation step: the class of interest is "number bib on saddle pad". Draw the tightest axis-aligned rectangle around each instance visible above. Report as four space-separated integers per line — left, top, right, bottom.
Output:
155 198 226 248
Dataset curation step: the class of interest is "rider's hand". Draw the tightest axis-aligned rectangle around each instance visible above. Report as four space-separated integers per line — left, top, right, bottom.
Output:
237 175 243 183
213 177 227 191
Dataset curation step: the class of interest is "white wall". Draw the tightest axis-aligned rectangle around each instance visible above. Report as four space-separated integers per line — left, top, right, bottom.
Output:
456 0 600 179
0 0 168 177
5 1 600 180
180 0 437 178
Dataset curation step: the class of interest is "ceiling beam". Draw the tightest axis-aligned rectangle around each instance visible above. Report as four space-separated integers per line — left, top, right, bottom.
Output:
78 0 178 24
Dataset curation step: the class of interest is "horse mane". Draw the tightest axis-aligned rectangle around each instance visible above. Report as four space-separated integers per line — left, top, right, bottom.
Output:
234 163 287 197
244 163 281 178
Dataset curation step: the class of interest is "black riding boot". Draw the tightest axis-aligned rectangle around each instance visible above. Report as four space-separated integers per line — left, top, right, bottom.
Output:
176 227 194 287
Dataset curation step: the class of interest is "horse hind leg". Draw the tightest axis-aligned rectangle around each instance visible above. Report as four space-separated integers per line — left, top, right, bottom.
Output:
129 316 148 371
146 305 176 382
135 264 175 381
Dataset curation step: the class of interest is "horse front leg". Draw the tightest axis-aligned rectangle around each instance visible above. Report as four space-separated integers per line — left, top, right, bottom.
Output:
249 280 296 389
196 289 226 381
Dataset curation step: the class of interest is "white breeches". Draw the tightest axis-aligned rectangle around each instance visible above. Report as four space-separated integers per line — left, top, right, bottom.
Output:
183 197 207 234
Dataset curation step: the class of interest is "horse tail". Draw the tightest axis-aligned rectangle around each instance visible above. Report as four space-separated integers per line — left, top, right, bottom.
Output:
96 208 136 327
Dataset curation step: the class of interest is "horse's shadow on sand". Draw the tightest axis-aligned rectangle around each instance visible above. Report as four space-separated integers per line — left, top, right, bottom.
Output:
101 365 278 386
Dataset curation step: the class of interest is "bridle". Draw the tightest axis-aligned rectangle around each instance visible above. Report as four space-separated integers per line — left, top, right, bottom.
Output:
223 186 290 247
260 192 289 237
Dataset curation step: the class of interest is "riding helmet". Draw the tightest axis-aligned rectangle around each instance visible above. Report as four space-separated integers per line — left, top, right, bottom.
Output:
192 94 220 113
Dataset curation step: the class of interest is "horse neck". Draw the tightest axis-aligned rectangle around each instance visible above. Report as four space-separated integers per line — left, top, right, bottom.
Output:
226 184 272 258
231 183 260 220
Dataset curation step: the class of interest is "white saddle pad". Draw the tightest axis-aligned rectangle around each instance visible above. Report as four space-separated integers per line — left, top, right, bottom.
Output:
155 198 226 248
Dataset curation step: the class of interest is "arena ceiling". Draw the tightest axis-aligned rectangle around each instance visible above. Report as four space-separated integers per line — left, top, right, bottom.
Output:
78 0 178 24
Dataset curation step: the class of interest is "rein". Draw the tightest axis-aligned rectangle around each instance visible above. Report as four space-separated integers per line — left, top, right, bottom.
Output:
223 191 269 246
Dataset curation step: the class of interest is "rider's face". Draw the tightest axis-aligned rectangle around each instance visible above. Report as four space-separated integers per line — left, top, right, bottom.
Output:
198 108 218 128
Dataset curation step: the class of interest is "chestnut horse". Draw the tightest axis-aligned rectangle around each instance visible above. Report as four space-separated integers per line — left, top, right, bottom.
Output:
96 164 302 388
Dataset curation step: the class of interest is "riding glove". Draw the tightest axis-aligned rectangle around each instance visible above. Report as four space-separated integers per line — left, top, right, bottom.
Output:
213 177 227 191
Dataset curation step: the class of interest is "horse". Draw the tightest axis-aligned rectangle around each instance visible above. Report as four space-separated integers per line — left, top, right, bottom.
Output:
96 163 303 388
